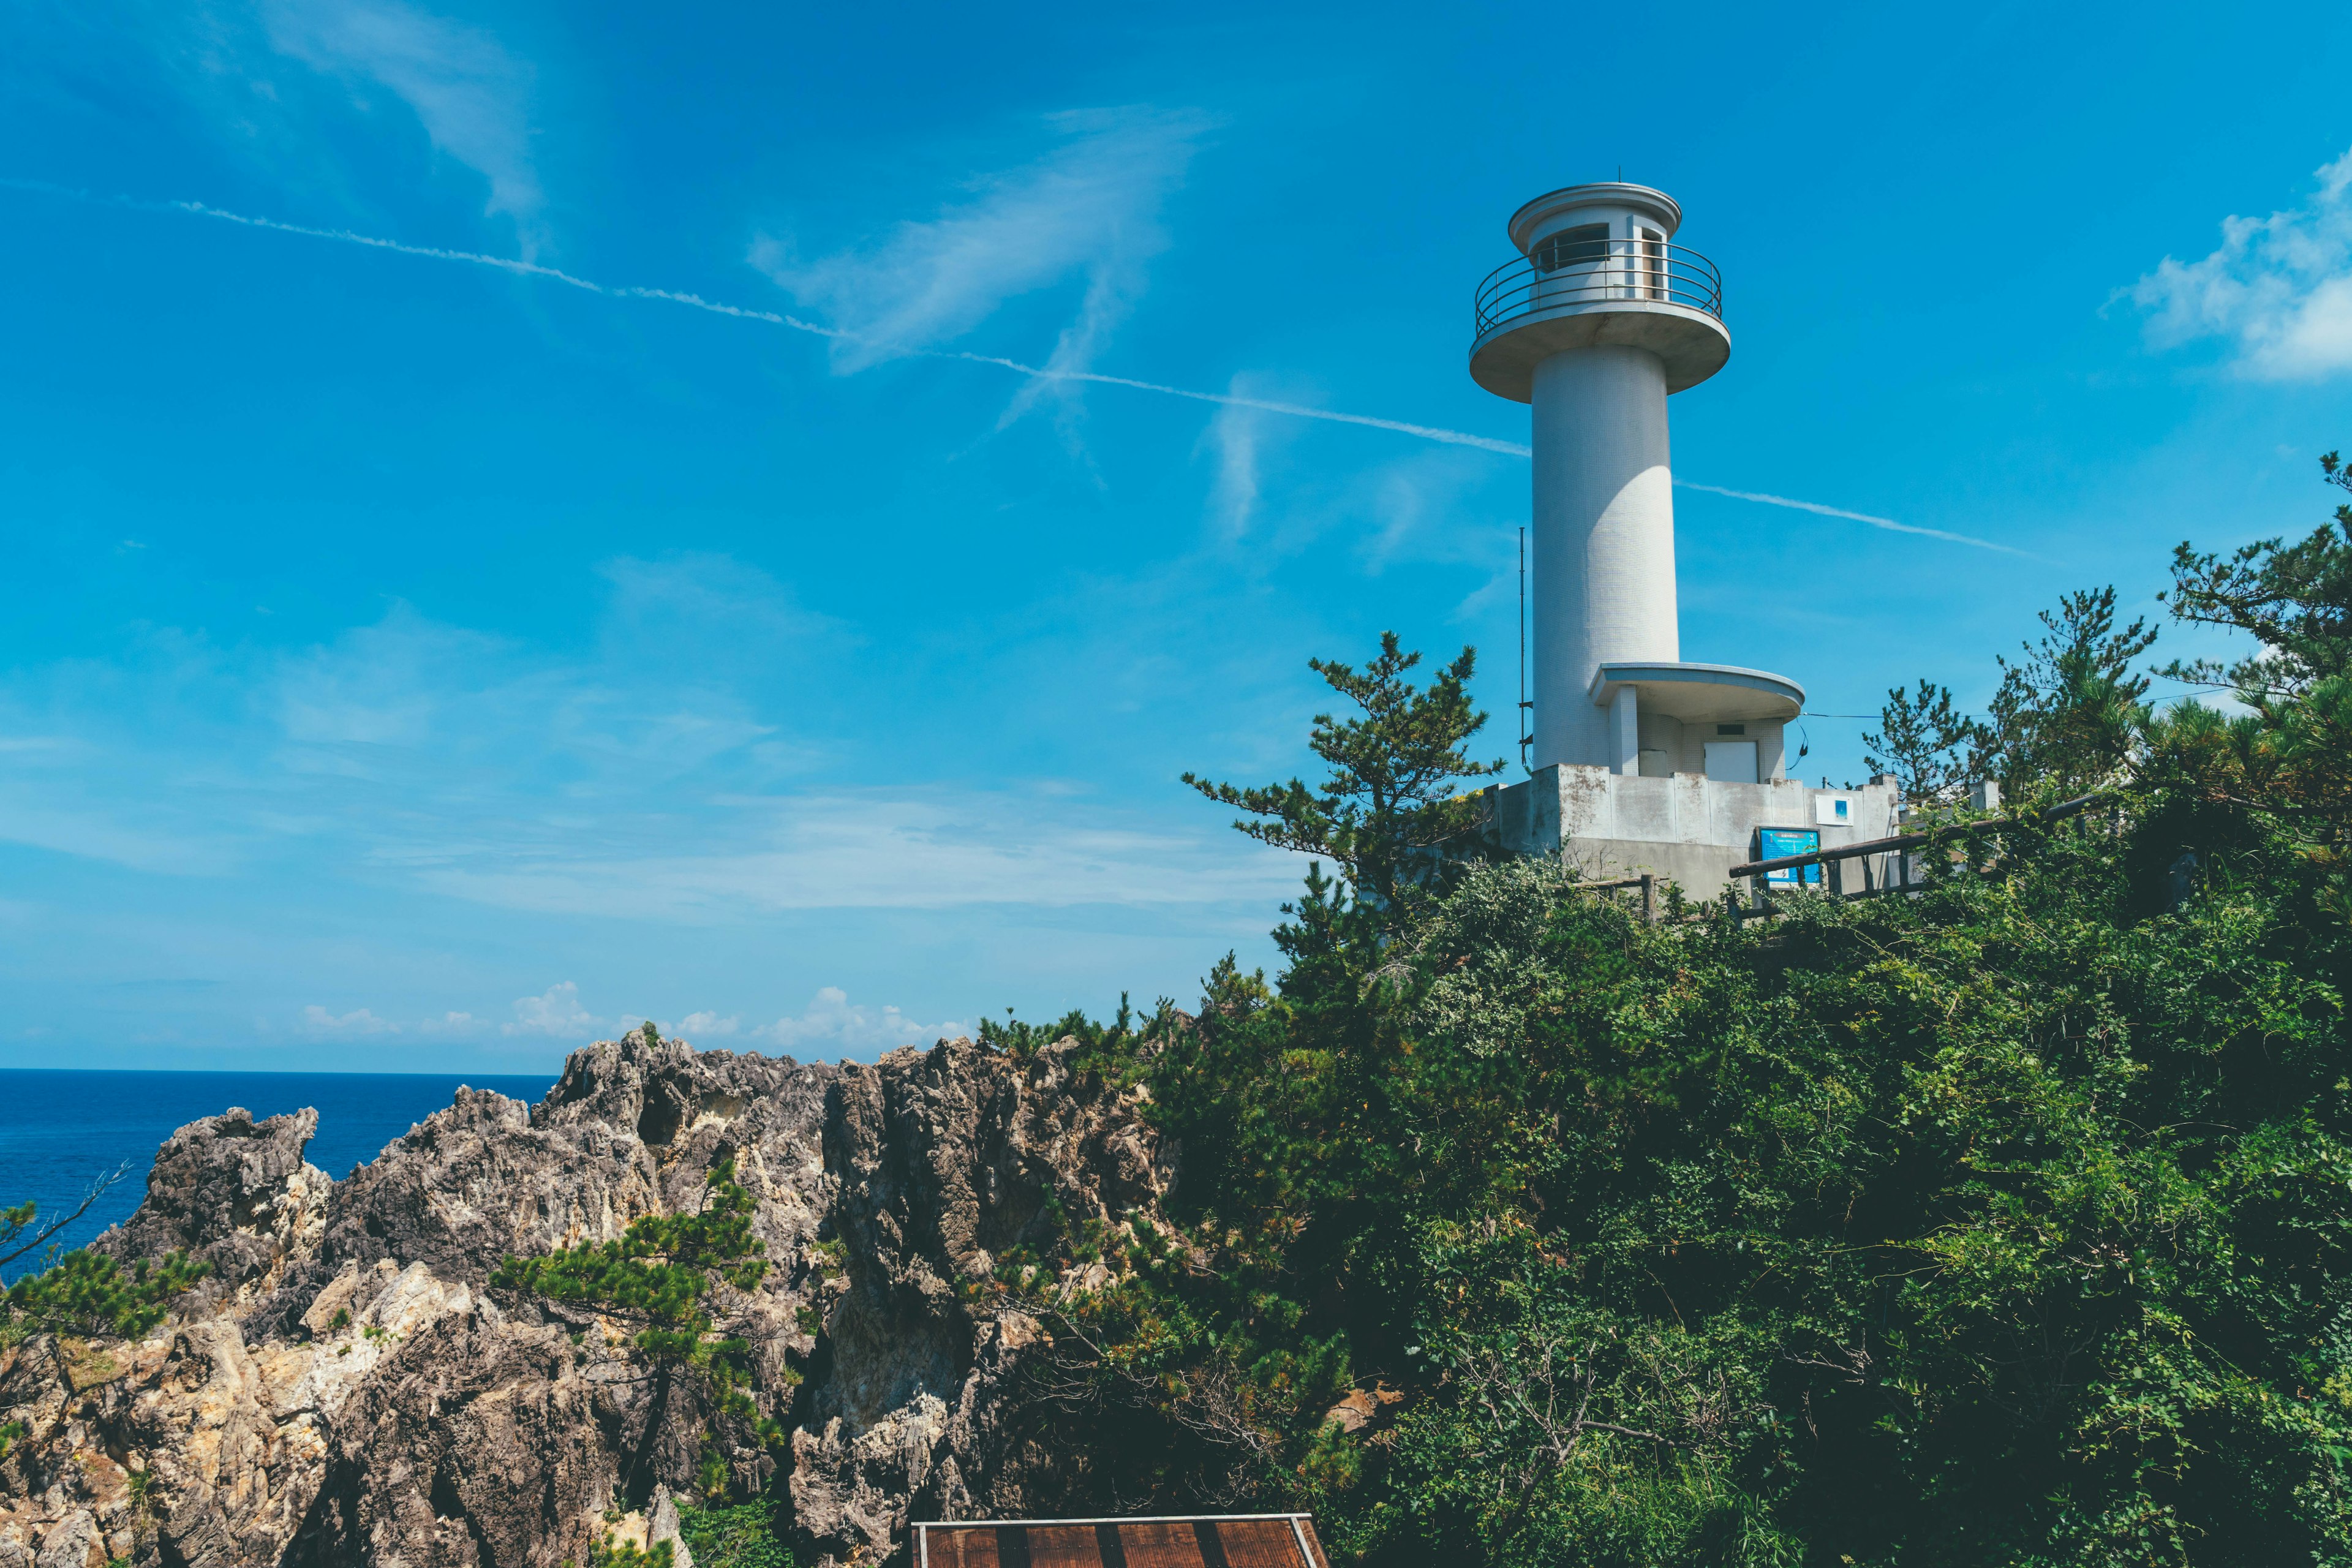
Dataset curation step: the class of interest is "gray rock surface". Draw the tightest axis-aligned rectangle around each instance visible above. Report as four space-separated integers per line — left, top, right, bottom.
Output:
94 1107 333 1317
0 1028 1169 1568
649 1485 695 1568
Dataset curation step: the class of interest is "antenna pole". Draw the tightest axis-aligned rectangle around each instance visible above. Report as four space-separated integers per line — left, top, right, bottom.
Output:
1518 526 1531 767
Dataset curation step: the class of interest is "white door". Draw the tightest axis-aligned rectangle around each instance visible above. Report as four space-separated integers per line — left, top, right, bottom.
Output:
1703 741 1758 783
1627 226 1665 299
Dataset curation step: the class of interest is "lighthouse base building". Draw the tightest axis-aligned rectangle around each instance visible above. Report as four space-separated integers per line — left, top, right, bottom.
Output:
1462 181 1899 897
1482 766 1901 898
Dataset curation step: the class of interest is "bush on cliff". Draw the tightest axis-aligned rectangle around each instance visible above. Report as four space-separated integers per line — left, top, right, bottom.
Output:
987 453 2352 1564
494 1156 790 1505
0 1168 209 1344
2 1247 208 1343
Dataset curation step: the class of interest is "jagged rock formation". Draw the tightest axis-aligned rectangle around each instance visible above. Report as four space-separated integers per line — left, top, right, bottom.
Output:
0 1031 1169 1568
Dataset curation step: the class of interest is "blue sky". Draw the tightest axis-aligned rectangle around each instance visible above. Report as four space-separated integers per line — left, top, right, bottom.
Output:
3 0 2349 1071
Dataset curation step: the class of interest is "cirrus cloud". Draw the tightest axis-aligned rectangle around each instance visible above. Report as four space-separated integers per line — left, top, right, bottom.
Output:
258 0 546 252
749 107 1213 403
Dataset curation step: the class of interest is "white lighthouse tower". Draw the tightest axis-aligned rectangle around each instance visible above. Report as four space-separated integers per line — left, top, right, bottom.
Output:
1472 183 1896 891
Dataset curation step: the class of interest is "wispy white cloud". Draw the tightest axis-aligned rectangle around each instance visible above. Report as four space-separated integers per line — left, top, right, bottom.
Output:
758 987 965 1053
750 108 1212 402
0 790 237 875
503 981 598 1038
0 553 1294 920
414 790 1297 917
1193 410 1513 583
311 982 962 1060
1200 381 1274 543
619 991 968 1057
690 987 967 1054
2128 146 2352 380
597 553 841 658
1357 450 1507 575
1186 383 1482 561
464 987 971 1056
294 1006 496 1044
301 1003 398 1035
257 0 545 252
275 610 505 748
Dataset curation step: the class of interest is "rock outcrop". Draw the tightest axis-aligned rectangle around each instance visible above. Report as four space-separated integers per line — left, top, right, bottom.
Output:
98 1107 332 1319
0 1030 1169 1568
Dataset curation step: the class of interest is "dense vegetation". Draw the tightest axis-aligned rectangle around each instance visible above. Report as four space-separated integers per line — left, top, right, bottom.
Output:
974 451 2352 1564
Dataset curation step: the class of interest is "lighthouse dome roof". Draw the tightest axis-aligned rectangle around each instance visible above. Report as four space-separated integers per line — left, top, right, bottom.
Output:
1507 183 1683 254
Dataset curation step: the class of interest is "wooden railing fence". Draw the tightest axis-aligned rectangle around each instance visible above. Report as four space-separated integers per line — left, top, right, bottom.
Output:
1572 793 2110 925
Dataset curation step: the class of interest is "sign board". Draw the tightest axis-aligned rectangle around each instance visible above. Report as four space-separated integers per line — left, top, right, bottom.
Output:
1814 795 1853 827
1757 827 1822 885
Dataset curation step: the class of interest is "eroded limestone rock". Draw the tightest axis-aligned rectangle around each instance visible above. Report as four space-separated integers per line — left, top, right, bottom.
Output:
0 1030 1170 1567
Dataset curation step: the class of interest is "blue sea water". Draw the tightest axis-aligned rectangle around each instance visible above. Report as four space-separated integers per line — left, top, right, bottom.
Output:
0 1070 557 1281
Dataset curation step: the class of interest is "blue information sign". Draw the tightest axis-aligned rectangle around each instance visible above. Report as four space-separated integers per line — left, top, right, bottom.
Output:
1757 827 1822 885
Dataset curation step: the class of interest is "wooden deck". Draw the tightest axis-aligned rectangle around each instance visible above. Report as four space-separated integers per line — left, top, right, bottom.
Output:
916 1513 1329 1568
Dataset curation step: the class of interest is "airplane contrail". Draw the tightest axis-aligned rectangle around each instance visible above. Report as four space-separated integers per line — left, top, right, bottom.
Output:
162 199 1534 455
2 178 2024 553
1670 481 2035 558
946 352 1534 454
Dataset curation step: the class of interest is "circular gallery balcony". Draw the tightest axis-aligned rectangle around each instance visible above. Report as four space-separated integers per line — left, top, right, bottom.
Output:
1469 238 1730 402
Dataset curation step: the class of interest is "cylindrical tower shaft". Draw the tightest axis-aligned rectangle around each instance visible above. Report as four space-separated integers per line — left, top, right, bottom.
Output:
1528 344 1678 769
1471 182 1810 794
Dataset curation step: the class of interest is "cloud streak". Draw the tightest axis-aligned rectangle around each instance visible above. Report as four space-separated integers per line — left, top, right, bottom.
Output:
2128 146 2352 380
0 179 2007 551
4 178 1536 448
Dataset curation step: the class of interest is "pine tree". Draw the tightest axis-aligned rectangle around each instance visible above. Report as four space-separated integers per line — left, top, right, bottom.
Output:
1183 633 1504 924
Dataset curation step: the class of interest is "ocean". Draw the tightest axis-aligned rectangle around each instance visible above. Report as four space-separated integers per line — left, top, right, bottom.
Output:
0 1069 557 1281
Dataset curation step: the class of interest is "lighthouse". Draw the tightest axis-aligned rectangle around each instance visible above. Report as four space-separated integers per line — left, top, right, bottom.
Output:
1471 183 1896 891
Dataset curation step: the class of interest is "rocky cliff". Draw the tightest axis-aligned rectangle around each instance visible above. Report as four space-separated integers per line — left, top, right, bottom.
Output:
0 1029 1170 1568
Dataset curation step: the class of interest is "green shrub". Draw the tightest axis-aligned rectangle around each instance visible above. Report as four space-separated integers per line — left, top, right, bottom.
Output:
677 1501 796 1568
6 1249 206 1341
495 1161 784 1499
570 1533 672 1568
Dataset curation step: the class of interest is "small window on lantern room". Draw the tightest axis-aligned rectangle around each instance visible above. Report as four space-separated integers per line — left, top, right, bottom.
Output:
1534 223 1610 273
